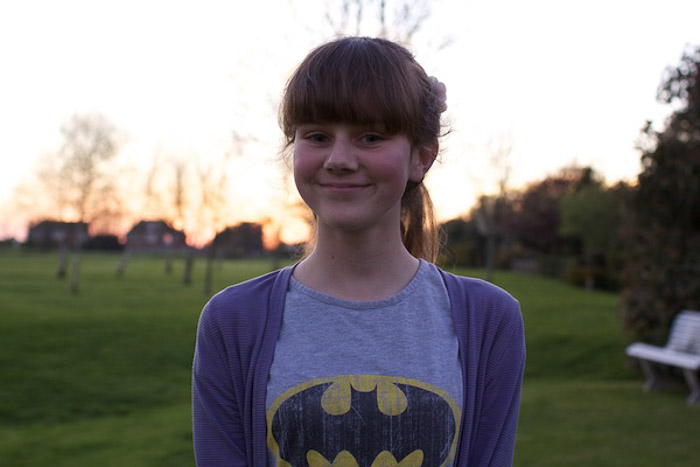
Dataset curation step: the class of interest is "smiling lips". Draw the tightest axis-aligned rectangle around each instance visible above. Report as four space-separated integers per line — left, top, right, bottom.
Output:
318 181 371 193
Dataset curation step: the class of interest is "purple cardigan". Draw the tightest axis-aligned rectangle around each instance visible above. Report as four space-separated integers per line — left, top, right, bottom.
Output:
192 266 525 466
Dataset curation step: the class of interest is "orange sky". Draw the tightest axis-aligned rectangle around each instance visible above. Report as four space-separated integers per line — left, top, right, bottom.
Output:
2 0 699 244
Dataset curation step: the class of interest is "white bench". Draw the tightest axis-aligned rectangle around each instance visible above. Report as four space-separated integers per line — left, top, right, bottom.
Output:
626 310 700 405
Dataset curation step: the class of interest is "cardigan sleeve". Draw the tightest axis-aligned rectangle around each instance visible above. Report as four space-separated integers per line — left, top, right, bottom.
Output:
192 300 248 466
471 300 526 467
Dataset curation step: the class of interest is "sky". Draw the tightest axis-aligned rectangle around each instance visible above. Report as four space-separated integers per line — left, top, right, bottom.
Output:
1 0 699 243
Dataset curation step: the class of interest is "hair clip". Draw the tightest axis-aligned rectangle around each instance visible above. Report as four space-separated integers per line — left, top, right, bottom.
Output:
429 76 447 113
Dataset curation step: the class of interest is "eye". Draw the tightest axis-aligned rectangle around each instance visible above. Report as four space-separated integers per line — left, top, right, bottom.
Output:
305 133 329 143
360 133 384 144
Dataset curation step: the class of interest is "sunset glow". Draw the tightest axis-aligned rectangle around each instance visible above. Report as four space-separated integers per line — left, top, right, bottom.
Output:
2 0 699 245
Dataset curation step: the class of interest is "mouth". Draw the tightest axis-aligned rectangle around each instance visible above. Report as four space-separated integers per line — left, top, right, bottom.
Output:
318 182 371 193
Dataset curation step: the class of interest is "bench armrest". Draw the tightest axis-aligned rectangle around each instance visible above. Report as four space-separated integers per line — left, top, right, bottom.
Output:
626 343 700 370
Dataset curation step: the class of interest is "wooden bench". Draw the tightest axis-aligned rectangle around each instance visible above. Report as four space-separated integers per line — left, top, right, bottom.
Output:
626 310 700 405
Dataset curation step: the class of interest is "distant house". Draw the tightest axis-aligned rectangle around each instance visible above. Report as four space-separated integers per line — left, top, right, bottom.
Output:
125 220 187 250
214 222 264 258
26 221 89 248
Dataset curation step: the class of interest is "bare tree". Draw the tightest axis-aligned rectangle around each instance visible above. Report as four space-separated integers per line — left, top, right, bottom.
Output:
164 157 189 275
199 131 250 294
199 162 229 295
142 155 165 217
117 152 194 278
172 159 188 229
487 136 513 198
118 153 166 278
141 153 190 227
474 135 514 282
318 0 433 43
38 113 122 292
55 114 122 222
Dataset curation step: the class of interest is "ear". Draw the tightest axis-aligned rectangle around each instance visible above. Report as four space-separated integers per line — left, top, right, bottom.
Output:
409 142 438 183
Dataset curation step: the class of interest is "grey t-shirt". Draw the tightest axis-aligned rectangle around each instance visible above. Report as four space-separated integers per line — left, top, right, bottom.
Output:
265 260 463 466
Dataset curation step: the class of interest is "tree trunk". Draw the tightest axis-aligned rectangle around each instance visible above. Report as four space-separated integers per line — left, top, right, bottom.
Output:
165 248 173 275
584 254 595 291
485 233 496 283
69 247 81 294
203 242 216 296
183 250 194 285
116 249 131 277
57 242 68 279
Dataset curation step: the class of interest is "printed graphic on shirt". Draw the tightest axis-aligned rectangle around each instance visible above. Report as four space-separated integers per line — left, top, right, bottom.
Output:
266 375 461 466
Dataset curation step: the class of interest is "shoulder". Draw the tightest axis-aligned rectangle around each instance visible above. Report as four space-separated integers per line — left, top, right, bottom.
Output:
208 268 284 308
199 267 291 332
438 268 519 312
437 267 522 336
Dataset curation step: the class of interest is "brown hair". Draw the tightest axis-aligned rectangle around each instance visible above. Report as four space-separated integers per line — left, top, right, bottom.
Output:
281 37 444 261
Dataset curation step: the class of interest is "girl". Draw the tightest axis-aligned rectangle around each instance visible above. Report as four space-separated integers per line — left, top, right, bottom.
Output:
193 37 525 467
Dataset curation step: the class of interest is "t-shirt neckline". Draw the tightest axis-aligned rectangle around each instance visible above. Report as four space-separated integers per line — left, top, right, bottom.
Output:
288 259 428 310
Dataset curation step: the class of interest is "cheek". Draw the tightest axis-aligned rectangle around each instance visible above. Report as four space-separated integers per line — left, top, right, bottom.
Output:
292 146 316 181
292 147 318 206
371 153 412 188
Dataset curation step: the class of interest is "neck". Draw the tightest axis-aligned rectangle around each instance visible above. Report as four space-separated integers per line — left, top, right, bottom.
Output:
294 224 420 301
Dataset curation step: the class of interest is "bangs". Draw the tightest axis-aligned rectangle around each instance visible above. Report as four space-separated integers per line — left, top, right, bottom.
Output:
282 38 424 141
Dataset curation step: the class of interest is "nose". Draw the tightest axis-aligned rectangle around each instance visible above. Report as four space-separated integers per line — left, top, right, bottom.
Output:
323 137 358 173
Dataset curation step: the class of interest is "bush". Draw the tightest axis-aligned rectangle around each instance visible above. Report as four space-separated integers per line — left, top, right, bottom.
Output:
620 45 700 343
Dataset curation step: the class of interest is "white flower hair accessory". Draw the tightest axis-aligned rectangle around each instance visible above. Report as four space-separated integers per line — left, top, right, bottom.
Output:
429 76 447 113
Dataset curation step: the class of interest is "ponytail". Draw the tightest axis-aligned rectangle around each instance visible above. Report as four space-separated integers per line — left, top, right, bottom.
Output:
401 181 441 262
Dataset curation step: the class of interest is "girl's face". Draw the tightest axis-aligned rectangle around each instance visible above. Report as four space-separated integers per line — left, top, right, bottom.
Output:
293 123 433 235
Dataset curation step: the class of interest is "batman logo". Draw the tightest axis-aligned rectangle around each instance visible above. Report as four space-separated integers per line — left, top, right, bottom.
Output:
266 375 461 466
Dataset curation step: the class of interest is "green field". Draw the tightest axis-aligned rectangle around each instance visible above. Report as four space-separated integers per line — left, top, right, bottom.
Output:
1 250 698 466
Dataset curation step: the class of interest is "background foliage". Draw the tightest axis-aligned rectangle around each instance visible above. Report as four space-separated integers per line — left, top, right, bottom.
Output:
620 45 700 343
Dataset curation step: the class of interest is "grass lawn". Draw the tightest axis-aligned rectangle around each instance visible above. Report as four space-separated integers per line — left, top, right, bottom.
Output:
1 249 698 466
